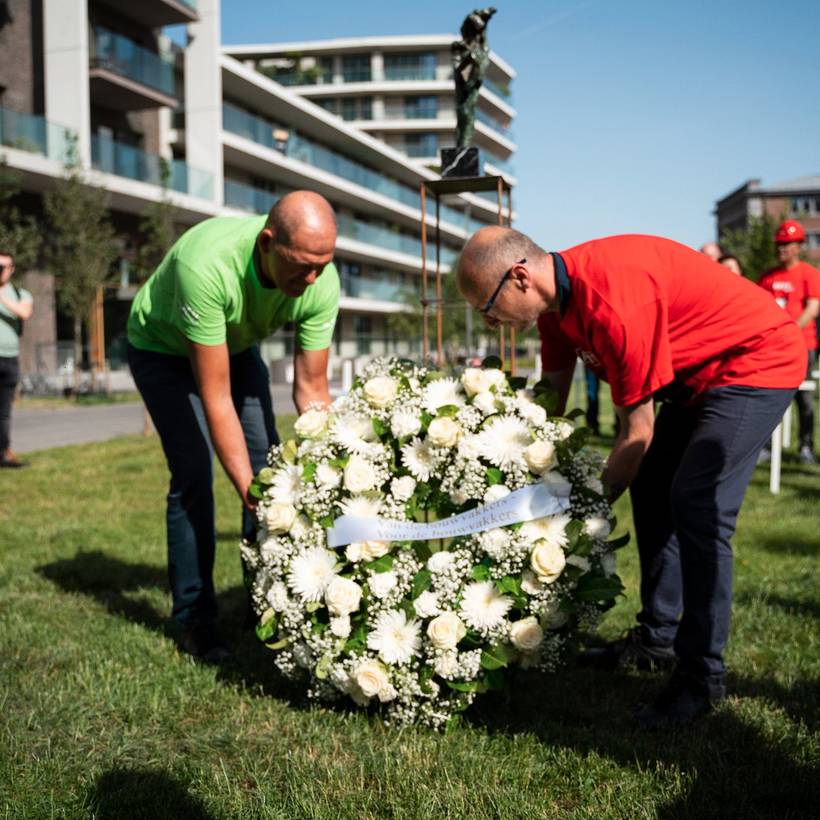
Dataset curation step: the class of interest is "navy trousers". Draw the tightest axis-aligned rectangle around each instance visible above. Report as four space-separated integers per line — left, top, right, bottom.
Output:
630 385 794 686
128 344 278 625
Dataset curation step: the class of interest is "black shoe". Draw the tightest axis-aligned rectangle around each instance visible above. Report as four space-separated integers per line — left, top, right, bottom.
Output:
798 446 817 465
177 621 230 663
637 670 724 730
578 627 677 672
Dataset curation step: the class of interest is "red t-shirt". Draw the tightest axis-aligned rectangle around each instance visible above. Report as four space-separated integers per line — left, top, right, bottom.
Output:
538 235 806 407
757 260 820 351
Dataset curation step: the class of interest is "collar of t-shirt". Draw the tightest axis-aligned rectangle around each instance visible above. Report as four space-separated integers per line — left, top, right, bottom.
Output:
550 252 571 316
253 243 277 291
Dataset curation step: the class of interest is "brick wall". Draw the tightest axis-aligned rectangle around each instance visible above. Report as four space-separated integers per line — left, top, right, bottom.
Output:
18 269 56 374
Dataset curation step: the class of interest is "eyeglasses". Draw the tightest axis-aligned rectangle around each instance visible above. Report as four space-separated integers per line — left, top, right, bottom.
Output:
479 259 525 316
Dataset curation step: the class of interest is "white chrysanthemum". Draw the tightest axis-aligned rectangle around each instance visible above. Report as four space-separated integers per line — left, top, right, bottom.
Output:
400 437 437 481
459 581 513 631
268 464 302 504
520 514 570 549
422 377 465 413
475 414 532 469
332 412 377 454
367 609 422 665
369 570 398 599
414 590 440 618
390 407 422 439
340 495 383 518
287 547 338 602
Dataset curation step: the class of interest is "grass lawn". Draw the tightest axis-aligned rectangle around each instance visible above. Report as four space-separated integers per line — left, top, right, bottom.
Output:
0 416 818 819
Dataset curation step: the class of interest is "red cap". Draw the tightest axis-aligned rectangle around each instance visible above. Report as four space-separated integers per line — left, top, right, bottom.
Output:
775 219 806 244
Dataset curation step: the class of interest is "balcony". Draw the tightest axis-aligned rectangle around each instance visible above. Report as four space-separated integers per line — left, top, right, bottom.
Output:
94 0 199 28
475 107 513 139
0 107 75 163
338 215 457 265
91 134 213 200
224 178 280 214
89 27 177 110
343 276 407 302
222 103 485 233
383 102 439 120
484 151 516 178
483 77 513 102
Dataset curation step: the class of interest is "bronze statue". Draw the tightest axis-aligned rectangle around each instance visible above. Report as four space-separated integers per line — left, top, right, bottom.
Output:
451 7 496 149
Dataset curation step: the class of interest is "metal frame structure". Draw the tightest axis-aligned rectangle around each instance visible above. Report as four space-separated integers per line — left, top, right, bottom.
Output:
419 175 515 372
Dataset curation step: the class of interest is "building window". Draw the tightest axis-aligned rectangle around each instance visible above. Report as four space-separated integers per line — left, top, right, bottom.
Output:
404 132 438 158
341 97 373 121
404 95 438 119
384 52 437 81
790 196 819 216
342 54 371 82
806 232 820 250
355 315 372 355
316 98 339 115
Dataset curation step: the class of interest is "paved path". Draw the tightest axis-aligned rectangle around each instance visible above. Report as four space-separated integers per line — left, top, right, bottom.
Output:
11 386 298 454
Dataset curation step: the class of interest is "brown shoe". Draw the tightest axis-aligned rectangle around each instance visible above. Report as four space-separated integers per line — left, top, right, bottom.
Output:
0 450 28 468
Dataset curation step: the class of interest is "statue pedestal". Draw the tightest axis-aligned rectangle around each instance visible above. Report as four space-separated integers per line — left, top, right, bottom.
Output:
440 146 481 178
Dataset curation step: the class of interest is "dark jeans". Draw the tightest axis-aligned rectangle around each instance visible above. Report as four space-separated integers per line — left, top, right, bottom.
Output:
0 355 19 453
584 366 600 432
630 385 795 687
795 349 817 450
127 344 278 626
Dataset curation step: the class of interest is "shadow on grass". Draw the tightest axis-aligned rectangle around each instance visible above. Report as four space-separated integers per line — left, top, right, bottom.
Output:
469 666 819 819
36 550 303 704
88 767 215 820
756 535 819 557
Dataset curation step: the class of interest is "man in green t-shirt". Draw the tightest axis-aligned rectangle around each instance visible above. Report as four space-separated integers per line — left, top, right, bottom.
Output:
127 190 339 661
0 251 33 468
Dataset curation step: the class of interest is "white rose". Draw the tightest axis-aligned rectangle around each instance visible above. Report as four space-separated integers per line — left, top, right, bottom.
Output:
449 488 469 506
461 367 491 397
555 421 574 440
360 540 390 560
363 376 398 409
520 402 547 427
324 576 363 616
531 538 566 583
264 502 297 534
427 416 460 448
510 616 544 651
484 368 508 392
391 475 416 501
315 463 342 488
427 551 455 573
390 408 422 438
369 571 398 599
524 439 557 474
600 553 617 578
426 612 467 650
294 408 328 439
520 570 544 595
542 471 573 497
566 554 591 572
584 516 612 539
353 659 390 699
414 591 440 618
344 455 377 493
484 485 511 504
473 391 498 416
330 615 351 637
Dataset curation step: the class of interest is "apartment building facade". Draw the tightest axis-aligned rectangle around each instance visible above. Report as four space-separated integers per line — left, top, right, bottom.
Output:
0 1 510 381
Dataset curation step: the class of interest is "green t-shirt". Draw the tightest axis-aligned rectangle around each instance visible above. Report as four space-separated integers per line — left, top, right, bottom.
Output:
127 215 340 356
0 283 32 358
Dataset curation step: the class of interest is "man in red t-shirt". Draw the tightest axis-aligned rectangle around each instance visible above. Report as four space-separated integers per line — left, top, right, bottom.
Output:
757 219 820 463
457 227 804 729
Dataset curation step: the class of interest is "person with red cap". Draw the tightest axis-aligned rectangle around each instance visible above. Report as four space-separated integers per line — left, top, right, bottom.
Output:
456 228 805 729
757 219 820 464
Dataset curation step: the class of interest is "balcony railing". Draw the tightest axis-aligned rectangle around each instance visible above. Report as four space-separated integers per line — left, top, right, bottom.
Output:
483 77 513 102
91 134 213 199
222 103 485 233
382 66 437 82
383 103 439 120
475 107 513 138
224 178 280 214
342 277 407 302
484 152 516 177
91 27 175 97
338 214 457 265
0 106 75 162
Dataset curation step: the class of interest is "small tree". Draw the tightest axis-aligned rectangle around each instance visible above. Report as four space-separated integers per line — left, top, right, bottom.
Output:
719 212 782 282
43 138 119 385
0 158 39 270
132 156 179 283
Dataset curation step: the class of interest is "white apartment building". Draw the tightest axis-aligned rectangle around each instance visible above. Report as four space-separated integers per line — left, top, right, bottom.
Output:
0 1 513 380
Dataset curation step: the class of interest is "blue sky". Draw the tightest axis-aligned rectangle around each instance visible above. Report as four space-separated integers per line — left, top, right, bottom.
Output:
219 0 819 250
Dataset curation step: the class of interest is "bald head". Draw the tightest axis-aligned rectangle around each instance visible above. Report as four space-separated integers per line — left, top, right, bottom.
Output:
457 226 546 295
267 190 337 247
699 242 722 262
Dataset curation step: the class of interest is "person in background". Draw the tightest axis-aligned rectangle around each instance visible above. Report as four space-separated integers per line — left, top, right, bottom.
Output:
718 254 743 276
757 219 820 464
0 252 33 468
699 241 722 261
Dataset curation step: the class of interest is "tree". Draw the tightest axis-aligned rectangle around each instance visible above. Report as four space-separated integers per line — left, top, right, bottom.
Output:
132 156 179 283
0 158 39 270
43 138 119 384
719 212 782 282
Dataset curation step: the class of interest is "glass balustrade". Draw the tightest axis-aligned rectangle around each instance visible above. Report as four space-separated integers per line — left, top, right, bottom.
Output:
91 27 176 97
223 179 280 213
475 107 513 138
483 77 513 102
0 106 75 163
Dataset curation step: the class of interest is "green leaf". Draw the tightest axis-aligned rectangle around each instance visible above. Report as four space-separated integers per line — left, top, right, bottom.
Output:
471 564 490 582
571 535 594 557
314 653 332 680
255 610 278 643
365 554 395 573
459 631 483 650
301 462 317 483
482 355 502 369
534 390 559 414
607 532 631 550
495 576 521 597
575 574 625 602
411 569 433 599
566 407 585 421
305 601 323 613
248 480 264 500
483 667 505 691
508 376 527 391
257 467 275 485
319 515 335 529
282 439 298 465
485 467 505 486
421 411 433 430
372 417 387 437
413 541 432 563
445 680 480 693
480 644 513 670
565 519 584 550
567 428 589 451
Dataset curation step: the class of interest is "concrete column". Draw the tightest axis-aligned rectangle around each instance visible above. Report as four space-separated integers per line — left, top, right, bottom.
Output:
333 55 343 84
371 50 383 82
43 0 90 167
372 94 385 120
184 0 223 205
